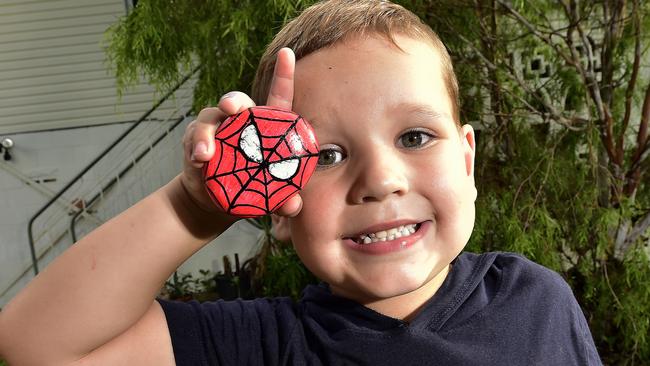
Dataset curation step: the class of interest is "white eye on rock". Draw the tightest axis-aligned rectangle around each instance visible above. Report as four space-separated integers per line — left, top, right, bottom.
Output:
269 159 299 180
240 124 263 163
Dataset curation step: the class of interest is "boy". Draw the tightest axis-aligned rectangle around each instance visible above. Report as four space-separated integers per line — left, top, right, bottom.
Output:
0 1 601 365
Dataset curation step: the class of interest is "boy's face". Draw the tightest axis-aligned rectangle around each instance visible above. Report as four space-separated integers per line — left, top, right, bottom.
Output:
274 35 476 309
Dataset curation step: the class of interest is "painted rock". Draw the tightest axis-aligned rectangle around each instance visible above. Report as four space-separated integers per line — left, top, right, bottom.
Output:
203 106 319 217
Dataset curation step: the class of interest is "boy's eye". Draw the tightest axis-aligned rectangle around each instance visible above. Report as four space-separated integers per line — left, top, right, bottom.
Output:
398 130 434 149
317 147 345 168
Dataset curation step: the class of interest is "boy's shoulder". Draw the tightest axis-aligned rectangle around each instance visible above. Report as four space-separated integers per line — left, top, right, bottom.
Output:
426 251 578 332
432 252 601 364
459 251 569 290
438 252 589 339
454 251 574 307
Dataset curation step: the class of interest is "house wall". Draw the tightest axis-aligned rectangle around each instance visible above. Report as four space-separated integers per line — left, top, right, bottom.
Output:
0 0 186 134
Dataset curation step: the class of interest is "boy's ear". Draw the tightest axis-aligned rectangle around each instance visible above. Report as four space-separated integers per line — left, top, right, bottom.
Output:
461 124 476 177
461 124 478 202
271 214 291 242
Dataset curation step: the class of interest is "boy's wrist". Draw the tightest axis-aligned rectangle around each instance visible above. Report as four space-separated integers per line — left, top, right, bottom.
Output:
166 175 238 241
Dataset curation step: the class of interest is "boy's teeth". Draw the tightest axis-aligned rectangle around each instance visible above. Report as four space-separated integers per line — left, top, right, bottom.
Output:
356 224 419 244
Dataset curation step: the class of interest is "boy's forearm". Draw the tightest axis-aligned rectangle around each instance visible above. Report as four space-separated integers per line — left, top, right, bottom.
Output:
0 175 235 365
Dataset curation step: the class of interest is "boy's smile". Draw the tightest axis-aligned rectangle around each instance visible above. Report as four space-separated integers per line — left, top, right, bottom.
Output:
273 35 477 319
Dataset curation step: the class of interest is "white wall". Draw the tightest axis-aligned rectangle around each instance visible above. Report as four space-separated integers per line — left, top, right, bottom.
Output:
0 123 132 305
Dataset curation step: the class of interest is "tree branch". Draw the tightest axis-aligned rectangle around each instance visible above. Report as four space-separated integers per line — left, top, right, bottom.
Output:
624 81 650 195
563 1 619 166
619 210 650 256
497 0 576 66
600 0 626 108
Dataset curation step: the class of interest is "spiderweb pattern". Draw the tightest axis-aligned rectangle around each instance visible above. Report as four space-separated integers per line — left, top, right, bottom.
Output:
204 107 319 217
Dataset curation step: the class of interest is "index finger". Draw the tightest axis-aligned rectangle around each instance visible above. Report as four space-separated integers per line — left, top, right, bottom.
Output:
266 47 295 110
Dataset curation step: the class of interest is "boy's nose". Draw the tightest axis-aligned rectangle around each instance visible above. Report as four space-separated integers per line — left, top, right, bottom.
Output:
348 151 409 204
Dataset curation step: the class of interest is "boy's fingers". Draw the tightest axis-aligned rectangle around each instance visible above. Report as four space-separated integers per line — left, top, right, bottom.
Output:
266 48 295 110
182 121 198 165
274 194 303 218
189 92 257 165
218 91 256 115
187 107 224 165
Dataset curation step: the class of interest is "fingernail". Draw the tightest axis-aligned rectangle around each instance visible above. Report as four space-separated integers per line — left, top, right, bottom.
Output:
220 91 237 101
192 142 208 160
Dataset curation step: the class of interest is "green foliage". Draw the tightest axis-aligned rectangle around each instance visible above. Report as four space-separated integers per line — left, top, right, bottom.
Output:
106 0 318 109
262 245 317 300
245 216 317 300
164 272 195 300
164 269 217 300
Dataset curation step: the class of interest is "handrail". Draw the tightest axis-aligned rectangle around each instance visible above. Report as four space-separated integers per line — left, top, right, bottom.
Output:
69 111 190 242
27 65 201 275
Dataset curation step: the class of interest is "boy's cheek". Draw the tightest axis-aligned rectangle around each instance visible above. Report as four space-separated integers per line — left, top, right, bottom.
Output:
469 184 478 202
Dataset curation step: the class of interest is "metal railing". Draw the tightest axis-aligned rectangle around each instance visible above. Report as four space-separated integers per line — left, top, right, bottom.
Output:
68 111 189 242
26 66 200 275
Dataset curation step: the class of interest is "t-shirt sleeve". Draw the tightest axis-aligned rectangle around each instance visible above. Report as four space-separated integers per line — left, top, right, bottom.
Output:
156 297 297 366
554 274 602 365
569 293 602 365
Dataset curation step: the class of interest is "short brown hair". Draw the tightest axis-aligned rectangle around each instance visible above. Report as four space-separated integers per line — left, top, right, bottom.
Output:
252 0 460 124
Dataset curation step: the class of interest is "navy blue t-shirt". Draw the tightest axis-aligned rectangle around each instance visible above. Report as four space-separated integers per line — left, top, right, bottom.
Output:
157 252 601 365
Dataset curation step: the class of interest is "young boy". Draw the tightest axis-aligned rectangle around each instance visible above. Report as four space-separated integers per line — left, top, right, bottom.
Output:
0 1 601 365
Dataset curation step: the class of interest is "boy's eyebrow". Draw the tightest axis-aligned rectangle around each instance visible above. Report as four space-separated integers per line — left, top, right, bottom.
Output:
304 104 450 130
399 103 451 121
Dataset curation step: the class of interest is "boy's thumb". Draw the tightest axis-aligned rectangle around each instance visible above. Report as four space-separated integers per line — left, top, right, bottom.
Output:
275 194 303 218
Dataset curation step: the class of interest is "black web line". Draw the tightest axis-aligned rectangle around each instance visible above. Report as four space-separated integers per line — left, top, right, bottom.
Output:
269 180 301 195
220 108 295 141
233 170 245 188
212 179 229 205
250 107 298 122
218 111 253 141
263 167 270 212
269 190 298 211
210 166 263 179
230 203 270 213
297 156 317 186
219 115 261 149
217 140 225 176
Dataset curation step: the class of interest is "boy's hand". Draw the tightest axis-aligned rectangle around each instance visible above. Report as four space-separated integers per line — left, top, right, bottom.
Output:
180 48 302 217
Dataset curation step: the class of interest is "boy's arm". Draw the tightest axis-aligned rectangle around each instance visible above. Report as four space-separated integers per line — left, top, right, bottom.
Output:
0 48 298 366
0 175 233 366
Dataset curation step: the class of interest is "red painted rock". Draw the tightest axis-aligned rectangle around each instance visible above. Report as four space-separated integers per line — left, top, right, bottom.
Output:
203 106 319 217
